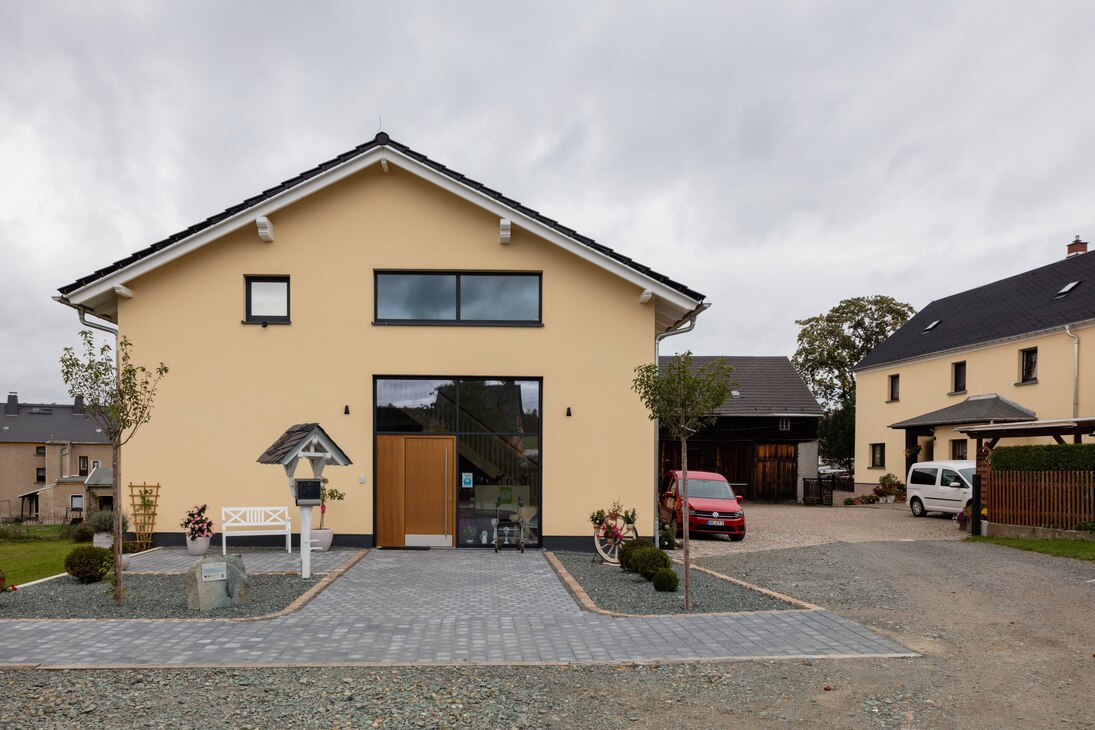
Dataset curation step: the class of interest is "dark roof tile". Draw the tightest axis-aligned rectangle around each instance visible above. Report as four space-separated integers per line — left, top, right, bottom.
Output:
659 356 824 417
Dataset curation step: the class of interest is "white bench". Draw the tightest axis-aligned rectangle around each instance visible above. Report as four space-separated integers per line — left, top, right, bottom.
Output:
221 507 292 555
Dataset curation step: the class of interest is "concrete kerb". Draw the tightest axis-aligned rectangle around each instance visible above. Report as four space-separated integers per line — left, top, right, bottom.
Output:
0 549 368 624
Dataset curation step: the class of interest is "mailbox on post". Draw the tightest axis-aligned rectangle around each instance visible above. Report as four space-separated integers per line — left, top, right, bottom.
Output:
294 478 322 506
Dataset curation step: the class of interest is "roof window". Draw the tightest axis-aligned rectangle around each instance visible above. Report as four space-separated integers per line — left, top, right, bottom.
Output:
730 390 742 399
923 320 941 333
1054 281 1081 299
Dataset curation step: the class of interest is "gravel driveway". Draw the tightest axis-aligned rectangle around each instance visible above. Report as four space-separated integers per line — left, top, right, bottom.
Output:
3 506 1092 729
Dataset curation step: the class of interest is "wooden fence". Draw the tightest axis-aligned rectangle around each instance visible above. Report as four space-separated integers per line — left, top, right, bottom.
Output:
988 470 1095 530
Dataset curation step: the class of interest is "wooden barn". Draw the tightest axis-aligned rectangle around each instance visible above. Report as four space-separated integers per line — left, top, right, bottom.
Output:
658 356 823 502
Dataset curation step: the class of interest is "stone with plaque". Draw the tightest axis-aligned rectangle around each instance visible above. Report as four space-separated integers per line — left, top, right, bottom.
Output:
183 554 252 611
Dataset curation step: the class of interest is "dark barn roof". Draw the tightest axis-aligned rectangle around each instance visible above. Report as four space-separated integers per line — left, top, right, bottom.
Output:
857 250 1095 371
59 132 704 304
660 356 824 417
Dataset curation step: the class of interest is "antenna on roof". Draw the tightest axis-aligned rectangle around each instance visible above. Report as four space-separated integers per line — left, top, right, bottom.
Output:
377 115 383 133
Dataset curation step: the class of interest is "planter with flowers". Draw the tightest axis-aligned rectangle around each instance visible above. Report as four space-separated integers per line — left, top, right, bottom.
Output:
590 499 639 563
180 504 215 556
311 478 345 552
0 567 15 593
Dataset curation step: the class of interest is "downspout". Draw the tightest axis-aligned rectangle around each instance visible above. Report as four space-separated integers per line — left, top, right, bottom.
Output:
652 302 710 547
1065 325 1080 419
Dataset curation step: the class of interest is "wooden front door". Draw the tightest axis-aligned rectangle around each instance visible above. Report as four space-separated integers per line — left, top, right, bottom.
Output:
376 435 455 548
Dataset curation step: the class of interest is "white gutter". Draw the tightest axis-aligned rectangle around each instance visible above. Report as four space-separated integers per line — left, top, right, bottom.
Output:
650 302 710 547
1065 325 1080 418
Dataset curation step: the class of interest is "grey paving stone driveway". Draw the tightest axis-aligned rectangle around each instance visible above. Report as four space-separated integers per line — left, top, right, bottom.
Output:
127 546 354 574
0 550 913 667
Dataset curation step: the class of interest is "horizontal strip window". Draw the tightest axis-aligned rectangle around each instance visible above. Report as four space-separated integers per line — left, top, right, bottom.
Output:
375 272 541 324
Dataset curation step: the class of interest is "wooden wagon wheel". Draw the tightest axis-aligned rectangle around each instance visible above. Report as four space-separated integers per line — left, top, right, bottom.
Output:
593 514 638 563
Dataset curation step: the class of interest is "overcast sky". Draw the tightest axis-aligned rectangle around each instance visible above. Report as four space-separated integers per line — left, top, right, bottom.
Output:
3 1 1095 403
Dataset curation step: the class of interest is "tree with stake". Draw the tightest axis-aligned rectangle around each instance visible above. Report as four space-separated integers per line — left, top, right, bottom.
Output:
633 351 733 610
60 331 168 606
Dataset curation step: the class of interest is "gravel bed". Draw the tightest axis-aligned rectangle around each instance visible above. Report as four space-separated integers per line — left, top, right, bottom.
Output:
0 573 320 619
552 551 794 614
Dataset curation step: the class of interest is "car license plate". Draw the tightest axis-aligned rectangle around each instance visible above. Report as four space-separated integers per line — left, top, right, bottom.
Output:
706 519 725 526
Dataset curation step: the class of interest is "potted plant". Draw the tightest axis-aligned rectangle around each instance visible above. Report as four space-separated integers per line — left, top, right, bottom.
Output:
88 510 128 548
180 504 214 555
461 526 478 544
312 478 345 551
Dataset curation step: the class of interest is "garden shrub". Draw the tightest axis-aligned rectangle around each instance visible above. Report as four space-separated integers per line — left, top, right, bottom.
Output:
990 444 1095 472
71 523 95 543
658 521 677 550
1076 521 1095 533
57 523 75 540
843 497 855 506
652 567 679 592
632 546 672 581
64 545 111 583
860 493 879 504
618 538 654 572
87 510 128 533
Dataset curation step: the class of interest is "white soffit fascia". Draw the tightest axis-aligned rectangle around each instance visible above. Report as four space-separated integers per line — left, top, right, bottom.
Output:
65 146 700 312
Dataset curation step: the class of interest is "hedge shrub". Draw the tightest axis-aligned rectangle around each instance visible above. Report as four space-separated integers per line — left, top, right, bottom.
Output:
632 546 672 581
990 444 1095 472
64 546 111 583
618 538 654 573
652 567 679 592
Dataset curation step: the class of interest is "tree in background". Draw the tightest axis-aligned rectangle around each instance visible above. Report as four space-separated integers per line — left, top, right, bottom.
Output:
793 296 914 470
61 331 169 606
633 351 733 610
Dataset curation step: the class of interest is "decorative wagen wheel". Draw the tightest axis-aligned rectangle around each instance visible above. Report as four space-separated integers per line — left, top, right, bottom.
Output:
593 515 638 563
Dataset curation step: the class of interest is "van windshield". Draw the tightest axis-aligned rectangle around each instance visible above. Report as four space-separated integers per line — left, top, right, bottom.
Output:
680 479 734 499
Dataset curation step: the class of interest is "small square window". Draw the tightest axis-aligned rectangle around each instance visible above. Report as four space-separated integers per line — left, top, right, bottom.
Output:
952 361 967 393
887 374 900 402
92 460 100 469
70 494 84 510
870 443 885 468
950 439 968 460
35 446 45 456
35 467 46 483
778 418 790 431
1020 347 1038 384
244 275 290 324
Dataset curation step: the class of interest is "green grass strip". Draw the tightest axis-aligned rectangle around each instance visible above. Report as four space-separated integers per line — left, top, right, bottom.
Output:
966 535 1095 562
0 540 77 586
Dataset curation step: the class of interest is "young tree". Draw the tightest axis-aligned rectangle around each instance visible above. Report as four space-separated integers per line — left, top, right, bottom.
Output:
633 351 733 609
792 296 914 471
60 331 168 605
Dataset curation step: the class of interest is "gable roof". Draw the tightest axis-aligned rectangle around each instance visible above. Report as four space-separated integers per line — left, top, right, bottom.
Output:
660 355 824 417
856 250 1095 371
1 394 109 444
56 133 705 334
257 423 352 467
889 394 1036 430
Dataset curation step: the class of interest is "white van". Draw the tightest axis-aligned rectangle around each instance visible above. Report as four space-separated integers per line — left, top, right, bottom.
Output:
906 460 976 517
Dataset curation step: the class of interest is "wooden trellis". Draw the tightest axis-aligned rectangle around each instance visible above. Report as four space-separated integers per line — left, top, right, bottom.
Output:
129 483 160 549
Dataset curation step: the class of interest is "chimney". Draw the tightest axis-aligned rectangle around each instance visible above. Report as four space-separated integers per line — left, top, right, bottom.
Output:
5 392 17 416
73 395 85 415
1067 235 1088 257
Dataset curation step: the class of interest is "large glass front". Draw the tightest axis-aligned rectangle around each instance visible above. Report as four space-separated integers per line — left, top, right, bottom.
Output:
376 377 541 547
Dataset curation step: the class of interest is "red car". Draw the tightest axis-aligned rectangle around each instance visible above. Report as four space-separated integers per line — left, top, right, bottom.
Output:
658 470 746 541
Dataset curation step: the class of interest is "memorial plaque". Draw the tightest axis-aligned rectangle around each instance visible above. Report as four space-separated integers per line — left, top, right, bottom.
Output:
201 562 227 582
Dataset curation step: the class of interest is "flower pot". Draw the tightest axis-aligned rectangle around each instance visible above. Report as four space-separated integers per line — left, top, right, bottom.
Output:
93 532 112 549
121 554 132 571
186 536 211 556
312 528 334 552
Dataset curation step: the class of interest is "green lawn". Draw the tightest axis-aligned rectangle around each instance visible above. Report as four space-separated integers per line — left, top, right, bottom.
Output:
967 535 1095 562
0 539 77 586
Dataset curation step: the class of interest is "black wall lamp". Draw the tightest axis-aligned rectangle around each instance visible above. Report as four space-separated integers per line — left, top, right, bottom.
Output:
566 407 572 417
344 405 350 415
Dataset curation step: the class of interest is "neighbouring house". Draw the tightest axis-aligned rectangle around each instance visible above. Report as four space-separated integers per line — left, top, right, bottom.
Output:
657 356 823 502
0 392 111 521
853 236 1095 486
53 132 710 548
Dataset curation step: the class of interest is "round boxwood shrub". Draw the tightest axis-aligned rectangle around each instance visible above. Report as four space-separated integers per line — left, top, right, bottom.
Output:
64 545 111 583
618 538 654 573
652 567 679 592
71 523 95 543
632 546 672 581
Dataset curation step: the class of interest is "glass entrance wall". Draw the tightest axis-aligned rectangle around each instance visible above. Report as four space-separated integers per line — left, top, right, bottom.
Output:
376 377 542 547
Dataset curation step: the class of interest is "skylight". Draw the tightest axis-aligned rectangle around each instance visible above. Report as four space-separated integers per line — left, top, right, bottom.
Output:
1054 281 1081 299
923 320 941 333
730 390 742 399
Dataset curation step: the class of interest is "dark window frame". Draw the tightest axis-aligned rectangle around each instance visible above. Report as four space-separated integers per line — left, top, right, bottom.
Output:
78 456 89 477
1019 347 1038 384
35 467 46 483
951 361 967 394
35 446 45 456
373 271 543 326
869 443 886 468
243 275 291 325
950 439 968 460
887 374 900 402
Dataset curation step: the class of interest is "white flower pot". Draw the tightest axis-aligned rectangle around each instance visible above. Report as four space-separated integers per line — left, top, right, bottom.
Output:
121 554 132 571
93 532 112 549
312 528 334 552
980 521 990 537
186 536 211 556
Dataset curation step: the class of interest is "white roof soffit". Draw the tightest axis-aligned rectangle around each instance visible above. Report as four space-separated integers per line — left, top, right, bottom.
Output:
63 146 701 316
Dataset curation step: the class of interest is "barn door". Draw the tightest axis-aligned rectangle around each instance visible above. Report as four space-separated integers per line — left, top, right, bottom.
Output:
752 444 798 502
